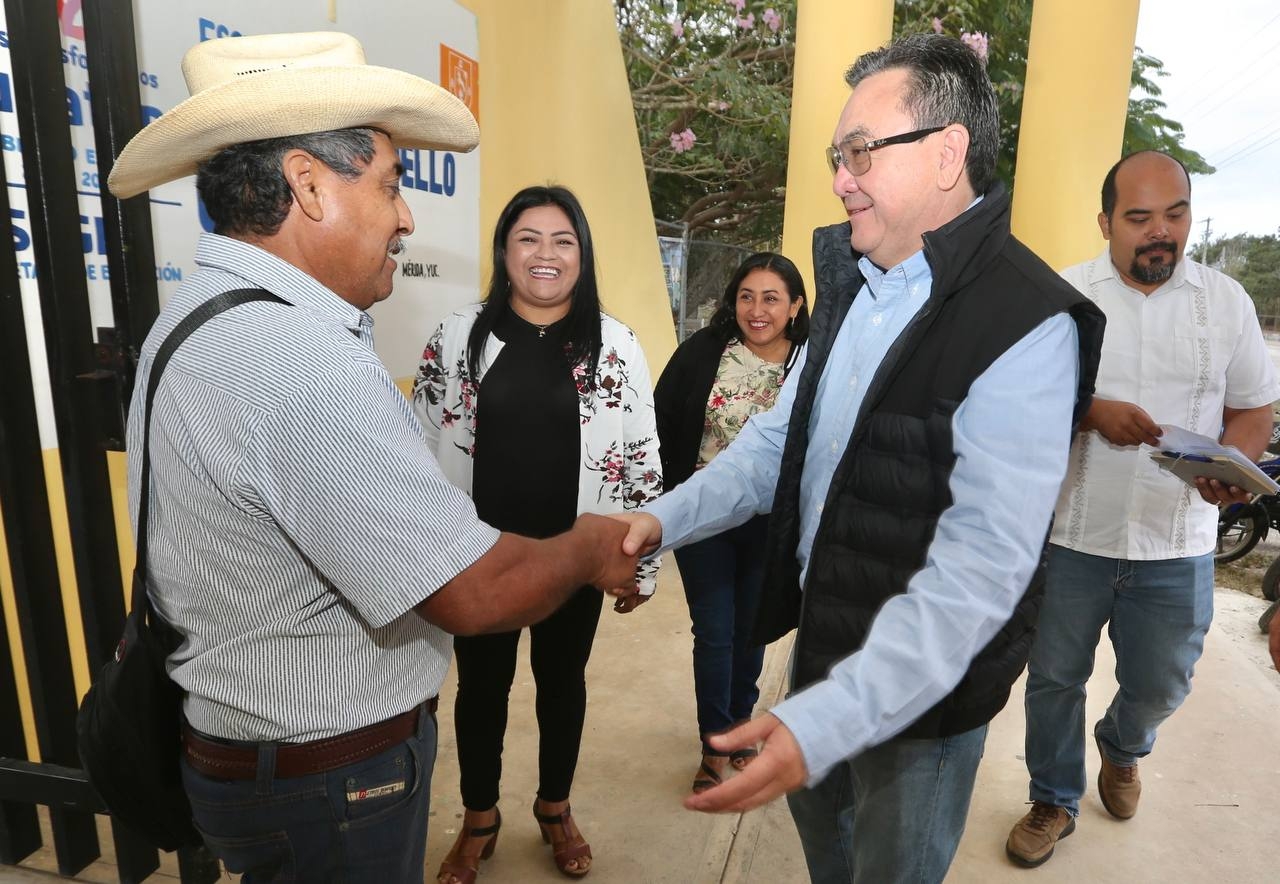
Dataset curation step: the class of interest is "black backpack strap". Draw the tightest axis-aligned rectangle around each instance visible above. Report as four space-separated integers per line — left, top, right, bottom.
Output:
133 288 288 615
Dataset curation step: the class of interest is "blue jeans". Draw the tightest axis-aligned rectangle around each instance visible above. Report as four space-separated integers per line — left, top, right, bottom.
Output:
786 725 988 884
673 514 769 751
180 706 436 882
1024 544 1213 815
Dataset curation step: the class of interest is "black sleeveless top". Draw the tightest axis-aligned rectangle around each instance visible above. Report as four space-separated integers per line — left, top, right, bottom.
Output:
472 309 581 539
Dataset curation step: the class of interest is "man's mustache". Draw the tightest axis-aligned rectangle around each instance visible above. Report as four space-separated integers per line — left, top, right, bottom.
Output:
1136 241 1176 257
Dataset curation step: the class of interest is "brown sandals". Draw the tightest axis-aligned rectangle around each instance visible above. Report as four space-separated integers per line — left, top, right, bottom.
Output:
436 808 502 884
533 799 593 878
730 747 759 771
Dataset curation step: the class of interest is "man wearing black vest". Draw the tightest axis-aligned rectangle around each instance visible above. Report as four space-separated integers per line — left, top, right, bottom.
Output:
615 34 1104 882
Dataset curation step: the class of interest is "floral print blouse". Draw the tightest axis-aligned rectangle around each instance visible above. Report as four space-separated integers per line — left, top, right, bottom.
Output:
413 304 663 594
696 340 785 469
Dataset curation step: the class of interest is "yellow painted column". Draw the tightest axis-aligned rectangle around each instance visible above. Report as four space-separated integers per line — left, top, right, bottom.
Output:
781 0 893 300
1011 0 1141 270
455 0 676 368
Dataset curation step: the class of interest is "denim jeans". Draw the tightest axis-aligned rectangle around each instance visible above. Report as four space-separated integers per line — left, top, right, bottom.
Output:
1024 544 1213 815
786 724 988 884
180 705 436 883
673 513 769 751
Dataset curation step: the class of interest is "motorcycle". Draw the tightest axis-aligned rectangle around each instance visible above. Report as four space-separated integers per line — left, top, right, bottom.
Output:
1214 452 1280 565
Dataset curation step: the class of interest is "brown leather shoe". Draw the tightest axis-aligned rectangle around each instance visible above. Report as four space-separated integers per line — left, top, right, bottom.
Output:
1096 737 1141 819
1005 801 1075 868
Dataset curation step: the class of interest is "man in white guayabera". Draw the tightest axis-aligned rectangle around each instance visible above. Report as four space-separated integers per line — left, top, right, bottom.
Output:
1006 150 1279 869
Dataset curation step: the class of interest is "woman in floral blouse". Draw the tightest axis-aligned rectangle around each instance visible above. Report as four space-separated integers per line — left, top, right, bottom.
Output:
414 185 661 882
653 251 809 795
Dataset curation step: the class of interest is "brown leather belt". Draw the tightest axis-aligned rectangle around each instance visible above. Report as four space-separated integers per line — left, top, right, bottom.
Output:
182 697 438 780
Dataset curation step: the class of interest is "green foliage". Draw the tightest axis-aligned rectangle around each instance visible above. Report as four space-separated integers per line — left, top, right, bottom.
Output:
617 1 1212 246
1124 50 1214 174
616 0 795 246
1200 233 1280 319
894 2 1213 188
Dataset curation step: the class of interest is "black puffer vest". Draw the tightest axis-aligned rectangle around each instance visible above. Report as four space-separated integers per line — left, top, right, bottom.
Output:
751 183 1104 739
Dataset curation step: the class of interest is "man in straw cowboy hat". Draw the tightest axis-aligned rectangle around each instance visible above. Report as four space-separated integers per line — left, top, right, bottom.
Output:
111 31 638 881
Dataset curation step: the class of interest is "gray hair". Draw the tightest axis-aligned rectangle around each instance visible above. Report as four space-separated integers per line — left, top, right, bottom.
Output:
196 127 379 237
845 33 1000 194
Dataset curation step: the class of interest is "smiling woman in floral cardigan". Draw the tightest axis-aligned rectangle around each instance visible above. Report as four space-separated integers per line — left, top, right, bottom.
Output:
414 185 661 883
653 251 808 796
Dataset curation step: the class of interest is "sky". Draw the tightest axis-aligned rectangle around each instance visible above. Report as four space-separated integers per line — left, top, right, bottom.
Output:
1134 0 1280 242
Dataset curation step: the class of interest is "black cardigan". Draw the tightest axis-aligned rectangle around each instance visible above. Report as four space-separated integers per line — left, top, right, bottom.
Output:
653 326 799 492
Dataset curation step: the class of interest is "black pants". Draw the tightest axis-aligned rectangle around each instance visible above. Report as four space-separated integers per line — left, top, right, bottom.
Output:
453 585 603 810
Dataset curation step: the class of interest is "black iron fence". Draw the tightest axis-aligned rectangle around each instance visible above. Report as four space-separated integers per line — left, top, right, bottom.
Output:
0 0 212 880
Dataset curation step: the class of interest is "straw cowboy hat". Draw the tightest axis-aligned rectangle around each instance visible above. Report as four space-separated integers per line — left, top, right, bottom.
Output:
108 31 479 198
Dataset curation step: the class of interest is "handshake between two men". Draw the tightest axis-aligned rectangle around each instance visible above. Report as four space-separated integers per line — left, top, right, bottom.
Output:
417 509 810 814
598 511 812 815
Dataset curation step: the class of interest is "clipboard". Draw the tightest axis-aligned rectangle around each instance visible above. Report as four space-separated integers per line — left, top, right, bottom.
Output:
1149 451 1279 496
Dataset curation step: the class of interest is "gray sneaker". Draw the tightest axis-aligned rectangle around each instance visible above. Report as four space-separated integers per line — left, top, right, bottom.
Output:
1006 801 1076 868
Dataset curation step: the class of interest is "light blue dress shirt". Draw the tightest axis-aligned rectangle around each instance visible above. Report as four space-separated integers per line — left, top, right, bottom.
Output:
646 247 1080 784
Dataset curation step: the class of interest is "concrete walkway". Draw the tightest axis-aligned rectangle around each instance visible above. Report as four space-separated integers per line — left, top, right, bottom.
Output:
4 565 1279 883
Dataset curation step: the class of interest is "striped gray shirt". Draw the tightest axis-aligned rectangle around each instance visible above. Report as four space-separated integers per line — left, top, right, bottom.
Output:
126 234 499 742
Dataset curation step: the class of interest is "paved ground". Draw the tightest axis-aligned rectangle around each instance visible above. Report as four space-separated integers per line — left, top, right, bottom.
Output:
4 561 1278 883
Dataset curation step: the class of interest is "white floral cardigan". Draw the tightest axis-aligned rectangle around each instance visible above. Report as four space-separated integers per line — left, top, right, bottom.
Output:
412 304 663 594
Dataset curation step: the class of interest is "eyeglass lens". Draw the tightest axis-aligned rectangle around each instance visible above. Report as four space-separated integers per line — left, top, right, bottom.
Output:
826 142 869 176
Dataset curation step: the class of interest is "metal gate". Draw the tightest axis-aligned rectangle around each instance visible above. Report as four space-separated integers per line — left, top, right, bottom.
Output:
0 0 214 879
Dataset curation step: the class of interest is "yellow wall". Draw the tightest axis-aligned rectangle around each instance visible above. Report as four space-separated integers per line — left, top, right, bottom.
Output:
1011 0 1141 270
781 0 894 300
455 0 676 371
107 450 135 592
41 451 94 704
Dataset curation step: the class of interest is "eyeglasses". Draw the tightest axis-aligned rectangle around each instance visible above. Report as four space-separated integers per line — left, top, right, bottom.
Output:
825 126 948 176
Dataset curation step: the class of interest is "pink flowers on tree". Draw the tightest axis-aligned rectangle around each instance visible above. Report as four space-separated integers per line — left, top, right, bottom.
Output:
762 8 782 33
960 31 989 63
668 15 684 39
930 16 990 64
670 128 697 154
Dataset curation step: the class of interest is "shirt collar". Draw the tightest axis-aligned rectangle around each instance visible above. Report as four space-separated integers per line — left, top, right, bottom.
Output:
194 233 371 334
858 248 932 300
1090 247 1202 296
856 194 982 299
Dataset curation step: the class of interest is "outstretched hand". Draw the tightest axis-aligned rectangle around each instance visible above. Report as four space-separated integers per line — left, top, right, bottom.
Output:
573 513 640 595
683 714 808 814
607 511 664 558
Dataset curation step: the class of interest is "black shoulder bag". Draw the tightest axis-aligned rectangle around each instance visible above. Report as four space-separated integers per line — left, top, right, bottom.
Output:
76 288 285 850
